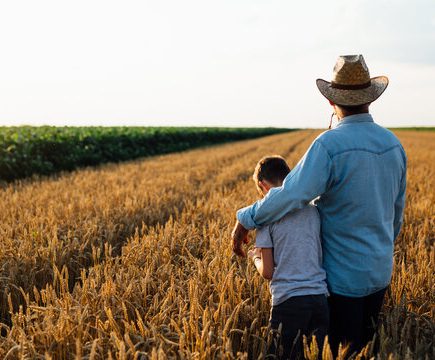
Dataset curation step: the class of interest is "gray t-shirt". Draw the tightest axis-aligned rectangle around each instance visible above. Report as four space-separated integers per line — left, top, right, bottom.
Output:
255 204 328 306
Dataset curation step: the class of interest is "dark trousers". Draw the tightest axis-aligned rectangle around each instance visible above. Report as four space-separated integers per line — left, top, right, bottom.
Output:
268 294 329 360
328 287 387 356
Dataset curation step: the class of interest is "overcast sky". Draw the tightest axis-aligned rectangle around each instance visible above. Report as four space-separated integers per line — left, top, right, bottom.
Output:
0 0 434 128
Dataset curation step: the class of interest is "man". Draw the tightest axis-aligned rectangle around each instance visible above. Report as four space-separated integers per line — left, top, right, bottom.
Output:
232 55 407 355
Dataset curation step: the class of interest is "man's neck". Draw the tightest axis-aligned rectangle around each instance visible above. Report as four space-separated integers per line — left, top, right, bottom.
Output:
335 107 369 121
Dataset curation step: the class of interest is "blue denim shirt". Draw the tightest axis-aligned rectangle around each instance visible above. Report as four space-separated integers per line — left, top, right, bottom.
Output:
237 114 407 297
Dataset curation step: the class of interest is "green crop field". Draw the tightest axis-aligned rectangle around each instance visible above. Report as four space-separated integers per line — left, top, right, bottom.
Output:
0 126 292 182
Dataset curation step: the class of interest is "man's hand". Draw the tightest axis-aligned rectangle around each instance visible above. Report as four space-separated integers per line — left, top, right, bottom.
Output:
231 220 250 257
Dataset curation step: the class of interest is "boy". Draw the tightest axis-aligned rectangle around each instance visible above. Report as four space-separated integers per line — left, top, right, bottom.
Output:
247 155 329 359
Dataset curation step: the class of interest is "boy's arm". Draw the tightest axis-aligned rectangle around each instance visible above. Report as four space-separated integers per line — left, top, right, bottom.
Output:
237 139 333 230
248 227 274 280
249 248 274 280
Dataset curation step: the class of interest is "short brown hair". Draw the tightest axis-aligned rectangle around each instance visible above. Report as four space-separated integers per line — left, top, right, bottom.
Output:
253 155 290 192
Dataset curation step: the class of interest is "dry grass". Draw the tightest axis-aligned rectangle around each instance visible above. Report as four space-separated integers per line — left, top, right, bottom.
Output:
0 130 433 359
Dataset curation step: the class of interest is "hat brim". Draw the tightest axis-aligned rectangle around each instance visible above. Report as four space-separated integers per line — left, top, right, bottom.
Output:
316 76 389 106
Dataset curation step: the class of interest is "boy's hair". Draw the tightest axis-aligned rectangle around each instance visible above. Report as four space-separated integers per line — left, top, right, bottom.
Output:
253 155 290 192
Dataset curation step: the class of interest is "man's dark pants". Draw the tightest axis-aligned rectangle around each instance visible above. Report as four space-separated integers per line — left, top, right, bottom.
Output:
328 287 387 356
268 294 329 359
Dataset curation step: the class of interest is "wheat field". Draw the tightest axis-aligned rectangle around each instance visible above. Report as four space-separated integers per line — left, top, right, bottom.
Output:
0 130 433 359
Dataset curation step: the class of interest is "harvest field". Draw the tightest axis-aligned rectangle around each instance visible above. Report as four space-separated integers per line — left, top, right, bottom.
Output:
0 130 433 359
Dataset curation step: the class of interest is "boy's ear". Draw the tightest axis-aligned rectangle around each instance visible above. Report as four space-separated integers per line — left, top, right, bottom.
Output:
257 181 265 195
258 180 270 193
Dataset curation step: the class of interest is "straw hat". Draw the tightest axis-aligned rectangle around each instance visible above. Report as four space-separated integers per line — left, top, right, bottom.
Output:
316 55 389 106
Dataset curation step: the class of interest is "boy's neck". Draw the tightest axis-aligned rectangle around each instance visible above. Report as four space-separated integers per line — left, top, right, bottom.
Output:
261 179 283 196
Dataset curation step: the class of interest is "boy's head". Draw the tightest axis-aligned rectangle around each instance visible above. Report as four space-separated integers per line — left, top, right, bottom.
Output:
253 155 290 196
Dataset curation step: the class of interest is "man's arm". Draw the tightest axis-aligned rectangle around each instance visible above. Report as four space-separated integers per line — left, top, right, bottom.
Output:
393 156 407 240
237 139 333 230
231 221 249 257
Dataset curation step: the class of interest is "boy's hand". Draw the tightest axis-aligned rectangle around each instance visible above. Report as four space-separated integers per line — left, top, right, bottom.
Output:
247 247 261 260
231 220 250 257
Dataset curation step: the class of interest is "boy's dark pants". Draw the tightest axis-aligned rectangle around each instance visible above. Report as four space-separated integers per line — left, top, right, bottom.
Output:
328 287 387 356
269 294 329 360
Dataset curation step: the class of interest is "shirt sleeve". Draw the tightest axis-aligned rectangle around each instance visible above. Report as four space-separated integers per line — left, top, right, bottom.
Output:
255 226 273 248
237 139 333 230
393 150 407 240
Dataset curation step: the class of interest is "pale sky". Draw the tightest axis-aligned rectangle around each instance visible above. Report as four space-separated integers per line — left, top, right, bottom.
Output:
0 0 434 128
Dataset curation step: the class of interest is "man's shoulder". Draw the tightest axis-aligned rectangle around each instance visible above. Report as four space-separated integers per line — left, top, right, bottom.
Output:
313 129 342 149
309 130 341 158
313 122 404 157
383 130 406 157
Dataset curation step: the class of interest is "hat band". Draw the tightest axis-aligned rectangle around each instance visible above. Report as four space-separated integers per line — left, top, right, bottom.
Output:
331 81 371 90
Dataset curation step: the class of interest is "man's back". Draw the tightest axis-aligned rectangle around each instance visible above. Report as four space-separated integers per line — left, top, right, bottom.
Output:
315 113 406 296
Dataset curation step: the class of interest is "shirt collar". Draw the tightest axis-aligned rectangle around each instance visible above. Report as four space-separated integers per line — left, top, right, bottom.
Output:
336 113 374 127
